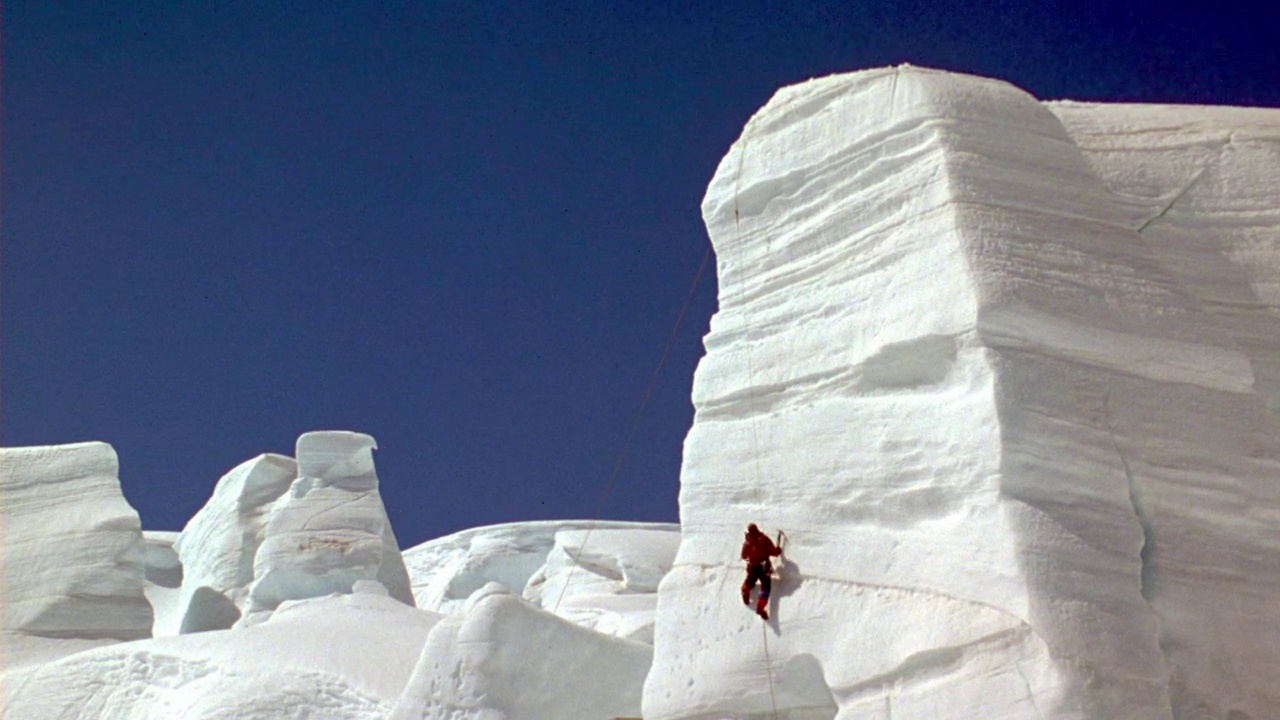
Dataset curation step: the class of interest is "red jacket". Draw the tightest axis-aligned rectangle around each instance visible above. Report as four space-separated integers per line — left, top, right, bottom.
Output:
741 532 781 566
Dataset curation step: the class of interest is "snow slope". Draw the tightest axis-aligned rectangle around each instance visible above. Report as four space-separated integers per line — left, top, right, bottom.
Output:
388 582 652 720
4 590 439 720
403 520 678 642
644 65 1280 720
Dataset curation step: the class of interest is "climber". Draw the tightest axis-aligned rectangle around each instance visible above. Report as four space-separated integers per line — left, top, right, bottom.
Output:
740 523 782 620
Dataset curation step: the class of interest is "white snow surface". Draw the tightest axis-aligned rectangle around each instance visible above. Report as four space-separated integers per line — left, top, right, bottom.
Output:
1 442 152 668
141 531 184 637
403 520 678 643
388 582 652 720
3 591 440 720
170 431 415 633
1048 102 1280 416
644 65 1280 720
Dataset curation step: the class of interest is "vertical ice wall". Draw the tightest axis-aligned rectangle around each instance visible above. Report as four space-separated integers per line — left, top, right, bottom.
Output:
1046 102 1280 718
1049 102 1280 417
644 66 1280 720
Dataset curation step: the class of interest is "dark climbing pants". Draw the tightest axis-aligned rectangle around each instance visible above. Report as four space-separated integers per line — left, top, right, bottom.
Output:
743 563 772 600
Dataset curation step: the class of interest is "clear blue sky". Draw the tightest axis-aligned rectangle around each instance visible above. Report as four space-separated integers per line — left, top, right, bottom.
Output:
3 1 1277 546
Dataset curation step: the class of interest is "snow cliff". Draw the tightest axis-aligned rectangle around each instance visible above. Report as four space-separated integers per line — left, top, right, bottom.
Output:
644 65 1280 720
1049 102 1280 416
0 443 152 667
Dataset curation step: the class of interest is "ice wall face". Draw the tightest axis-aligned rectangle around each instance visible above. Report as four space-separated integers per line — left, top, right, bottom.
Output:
0 443 153 666
1049 102 1280 416
1045 102 1280 719
645 66 1280 720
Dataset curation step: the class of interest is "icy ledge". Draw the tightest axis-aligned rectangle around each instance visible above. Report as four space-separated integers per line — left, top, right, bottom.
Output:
644 65 1280 720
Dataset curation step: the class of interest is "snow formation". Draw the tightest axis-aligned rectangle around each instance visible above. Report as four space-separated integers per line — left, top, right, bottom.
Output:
5 66 1279 720
389 582 652 720
644 65 1280 720
170 431 416 633
0 442 152 668
1049 102 1280 416
405 520 679 643
2 434 675 719
5 590 439 720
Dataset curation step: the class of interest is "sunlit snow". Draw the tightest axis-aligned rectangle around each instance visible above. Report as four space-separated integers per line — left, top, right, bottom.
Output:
4 66 1279 720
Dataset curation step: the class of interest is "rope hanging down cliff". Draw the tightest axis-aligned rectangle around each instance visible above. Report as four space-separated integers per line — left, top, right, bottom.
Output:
732 126 784 720
550 242 712 615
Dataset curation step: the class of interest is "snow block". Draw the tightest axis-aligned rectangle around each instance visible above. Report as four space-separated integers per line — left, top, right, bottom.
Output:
644 66 1280 720
247 431 415 615
172 452 297 633
404 520 600 614
172 431 415 632
0 442 152 665
389 582 652 720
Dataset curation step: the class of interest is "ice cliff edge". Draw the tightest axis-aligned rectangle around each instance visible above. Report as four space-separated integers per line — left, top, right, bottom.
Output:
645 65 1280 720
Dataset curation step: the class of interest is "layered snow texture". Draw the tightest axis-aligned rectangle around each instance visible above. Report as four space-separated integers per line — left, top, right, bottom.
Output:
172 431 415 633
389 582 652 720
1 443 153 668
404 520 679 643
644 65 1280 720
1049 102 1280 416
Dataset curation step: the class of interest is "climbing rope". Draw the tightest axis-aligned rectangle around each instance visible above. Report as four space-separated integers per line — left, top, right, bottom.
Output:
762 623 781 720
553 120 781 720
731 125 784 720
551 242 714 615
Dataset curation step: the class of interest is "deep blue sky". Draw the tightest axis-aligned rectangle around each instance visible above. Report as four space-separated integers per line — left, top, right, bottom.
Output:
3 1 1277 546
